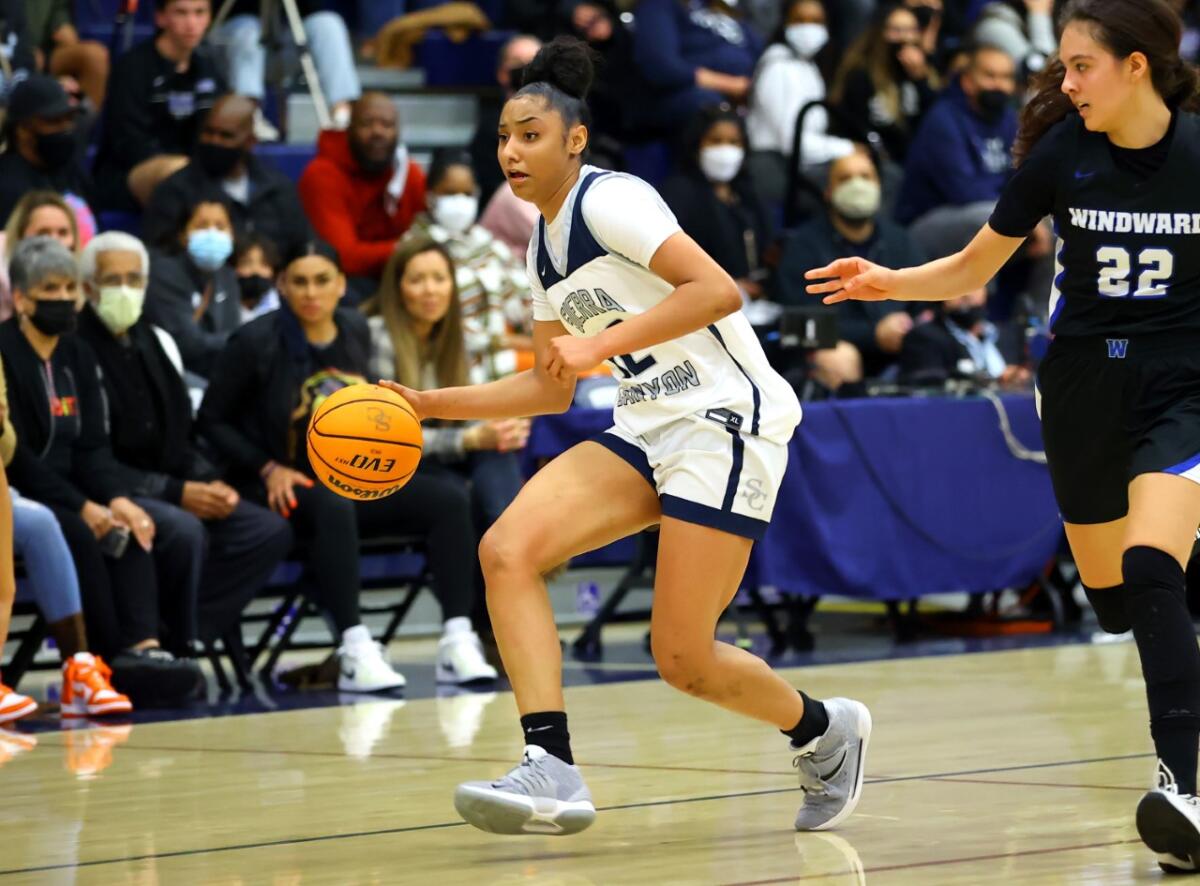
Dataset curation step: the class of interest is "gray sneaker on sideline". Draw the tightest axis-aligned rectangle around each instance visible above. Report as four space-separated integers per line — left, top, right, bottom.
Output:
792 697 872 831
454 744 596 835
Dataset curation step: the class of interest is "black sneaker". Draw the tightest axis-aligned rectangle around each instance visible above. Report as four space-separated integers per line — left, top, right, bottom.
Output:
110 647 205 708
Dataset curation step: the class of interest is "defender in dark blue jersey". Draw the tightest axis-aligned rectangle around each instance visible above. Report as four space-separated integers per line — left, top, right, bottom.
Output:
808 0 1200 871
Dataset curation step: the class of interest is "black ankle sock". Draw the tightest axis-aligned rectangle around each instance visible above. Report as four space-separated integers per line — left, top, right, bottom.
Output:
520 711 574 765
782 691 829 747
1126 546 1200 795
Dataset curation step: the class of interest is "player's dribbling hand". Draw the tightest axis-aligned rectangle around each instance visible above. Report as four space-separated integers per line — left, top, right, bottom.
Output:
544 335 599 382
377 380 430 421
805 258 898 304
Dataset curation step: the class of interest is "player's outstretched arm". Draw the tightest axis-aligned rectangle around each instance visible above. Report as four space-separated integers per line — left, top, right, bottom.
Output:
804 223 1027 304
379 319 577 422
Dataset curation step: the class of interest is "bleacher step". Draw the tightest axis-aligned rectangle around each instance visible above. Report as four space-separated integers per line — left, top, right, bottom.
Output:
286 92 477 148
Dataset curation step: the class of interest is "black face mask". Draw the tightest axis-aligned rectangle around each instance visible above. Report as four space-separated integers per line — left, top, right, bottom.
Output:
239 274 272 307
35 129 77 170
28 299 78 336
946 305 986 330
505 64 527 92
886 40 916 79
195 141 246 178
975 88 1011 122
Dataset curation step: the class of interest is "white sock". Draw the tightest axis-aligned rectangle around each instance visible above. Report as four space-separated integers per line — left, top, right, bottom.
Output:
442 617 472 638
341 624 374 651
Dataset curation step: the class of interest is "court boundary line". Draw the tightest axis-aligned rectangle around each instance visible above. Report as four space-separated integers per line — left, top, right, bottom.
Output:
723 837 1145 884
0 751 1155 877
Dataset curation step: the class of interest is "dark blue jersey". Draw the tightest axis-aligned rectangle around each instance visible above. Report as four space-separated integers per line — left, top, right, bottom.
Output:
989 111 1200 337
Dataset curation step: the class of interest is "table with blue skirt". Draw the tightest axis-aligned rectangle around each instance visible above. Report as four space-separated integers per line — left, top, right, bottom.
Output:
523 393 1063 608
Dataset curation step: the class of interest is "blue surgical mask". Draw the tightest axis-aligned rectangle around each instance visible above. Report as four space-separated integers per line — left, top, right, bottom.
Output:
187 228 233 272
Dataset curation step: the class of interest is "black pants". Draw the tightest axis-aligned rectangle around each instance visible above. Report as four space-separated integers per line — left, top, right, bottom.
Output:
276 464 477 635
47 503 160 658
137 498 293 647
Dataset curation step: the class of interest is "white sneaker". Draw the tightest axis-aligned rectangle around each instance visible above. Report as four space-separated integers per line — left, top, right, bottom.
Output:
253 107 280 142
1137 761 1200 873
437 631 498 684
337 643 406 693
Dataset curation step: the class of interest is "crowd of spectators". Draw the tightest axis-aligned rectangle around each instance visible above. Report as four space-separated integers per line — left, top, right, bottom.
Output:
0 0 1092 720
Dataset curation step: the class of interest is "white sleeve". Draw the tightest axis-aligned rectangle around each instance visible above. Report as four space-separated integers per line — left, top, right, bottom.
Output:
525 237 558 323
581 174 681 270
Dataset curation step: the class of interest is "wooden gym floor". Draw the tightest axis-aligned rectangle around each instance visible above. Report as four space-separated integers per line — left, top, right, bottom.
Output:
0 634 1168 884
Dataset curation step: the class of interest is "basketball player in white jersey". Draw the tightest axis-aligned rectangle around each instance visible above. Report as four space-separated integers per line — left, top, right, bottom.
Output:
381 37 872 838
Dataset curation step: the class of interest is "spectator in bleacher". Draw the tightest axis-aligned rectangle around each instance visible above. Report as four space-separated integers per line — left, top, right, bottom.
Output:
900 284 1030 387
894 43 1019 252
365 237 528 524
1 356 133 717
746 0 855 204
77 232 294 647
144 95 312 258
563 0 641 146
660 105 773 316
469 34 541 206
0 237 204 705
144 197 241 379
197 240 496 690
233 232 282 324
630 0 764 132
0 190 80 323
401 149 532 382
0 0 35 93
479 180 538 257
26 0 110 109
972 0 1057 75
0 76 96 232
93 0 227 210
298 92 427 294
829 4 939 164
775 147 924 389
214 0 361 138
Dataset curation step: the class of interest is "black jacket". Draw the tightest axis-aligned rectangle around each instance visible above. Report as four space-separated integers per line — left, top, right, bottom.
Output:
0 150 94 224
142 155 313 255
659 171 772 281
144 250 242 379
93 38 226 208
76 306 213 505
196 307 371 489
900 318 1024 384
0 319 130 512
775 212 924 375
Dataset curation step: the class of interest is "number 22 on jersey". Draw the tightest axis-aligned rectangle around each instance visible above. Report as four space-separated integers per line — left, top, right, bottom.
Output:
1096 246 1173 298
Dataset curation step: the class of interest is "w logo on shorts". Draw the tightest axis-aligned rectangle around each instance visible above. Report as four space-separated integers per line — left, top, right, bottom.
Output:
1106 339 1129 359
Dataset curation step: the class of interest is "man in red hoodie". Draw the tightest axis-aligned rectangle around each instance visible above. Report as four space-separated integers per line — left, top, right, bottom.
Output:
298 92 427 286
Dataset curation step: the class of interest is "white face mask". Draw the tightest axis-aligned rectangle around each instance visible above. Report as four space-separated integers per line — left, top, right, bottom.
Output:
699 144 744 183
95 285 146 335
785 23 828 58
830 176 882 220
431 193 479 235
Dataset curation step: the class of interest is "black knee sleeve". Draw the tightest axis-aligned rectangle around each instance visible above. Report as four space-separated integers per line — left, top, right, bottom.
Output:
1083 583 1131 634
1125 545 1200 745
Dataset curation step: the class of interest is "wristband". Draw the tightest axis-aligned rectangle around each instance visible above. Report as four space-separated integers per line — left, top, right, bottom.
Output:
260 460 280 479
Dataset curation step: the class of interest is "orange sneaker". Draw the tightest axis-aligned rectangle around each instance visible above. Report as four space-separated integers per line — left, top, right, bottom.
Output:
62 653 133 718
0 682 37 724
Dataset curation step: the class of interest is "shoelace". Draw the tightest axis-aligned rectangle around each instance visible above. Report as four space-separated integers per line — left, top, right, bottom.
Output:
495 754 554 795
76 657 116 692
793 754 827 795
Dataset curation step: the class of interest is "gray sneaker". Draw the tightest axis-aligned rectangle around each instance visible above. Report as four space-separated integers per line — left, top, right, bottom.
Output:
454 745 596 835
792 697 872 831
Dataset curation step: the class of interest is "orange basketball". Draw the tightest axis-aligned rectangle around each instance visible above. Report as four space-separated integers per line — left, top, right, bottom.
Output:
306 384 422 500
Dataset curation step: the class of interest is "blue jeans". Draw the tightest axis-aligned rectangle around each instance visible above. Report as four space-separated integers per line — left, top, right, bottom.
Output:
11 488 83 622
217 12 362 105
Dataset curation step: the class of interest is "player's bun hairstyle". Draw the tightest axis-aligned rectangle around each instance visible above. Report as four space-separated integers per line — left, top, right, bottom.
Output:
1014 0 1200 165
510 36 596 131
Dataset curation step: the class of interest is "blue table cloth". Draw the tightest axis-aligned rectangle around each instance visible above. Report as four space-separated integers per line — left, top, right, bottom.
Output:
524 395 1063 600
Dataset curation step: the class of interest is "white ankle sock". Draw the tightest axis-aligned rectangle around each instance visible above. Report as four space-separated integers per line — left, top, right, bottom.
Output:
442 617 472 638
342 624 373 651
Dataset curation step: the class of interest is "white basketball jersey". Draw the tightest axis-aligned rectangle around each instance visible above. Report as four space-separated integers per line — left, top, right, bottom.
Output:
527 166 802 443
